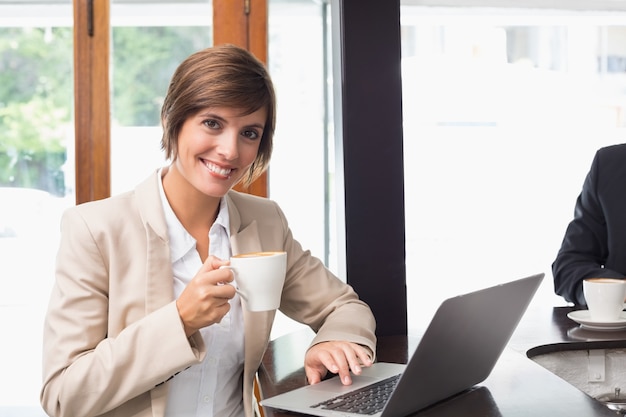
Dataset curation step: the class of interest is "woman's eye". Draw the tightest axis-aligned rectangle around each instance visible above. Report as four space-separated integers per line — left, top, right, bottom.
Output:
204 119 220 129
242 129 260 140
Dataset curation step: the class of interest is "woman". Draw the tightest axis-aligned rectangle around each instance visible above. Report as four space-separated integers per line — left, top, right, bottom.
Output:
40 44 376 417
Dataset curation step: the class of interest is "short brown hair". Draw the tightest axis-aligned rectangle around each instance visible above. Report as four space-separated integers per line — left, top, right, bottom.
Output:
160 44 276 186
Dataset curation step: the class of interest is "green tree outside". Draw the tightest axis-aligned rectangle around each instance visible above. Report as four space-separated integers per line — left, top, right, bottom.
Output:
0 27 72 196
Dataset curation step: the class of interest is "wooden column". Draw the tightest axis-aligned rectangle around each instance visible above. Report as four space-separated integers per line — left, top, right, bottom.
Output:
213 0 268 197
73 0 110 204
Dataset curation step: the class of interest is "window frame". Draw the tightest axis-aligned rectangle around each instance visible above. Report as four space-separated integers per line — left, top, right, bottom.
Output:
73 0 268 204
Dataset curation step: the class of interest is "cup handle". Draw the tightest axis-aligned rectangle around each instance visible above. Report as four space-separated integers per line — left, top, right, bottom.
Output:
218 265 247 302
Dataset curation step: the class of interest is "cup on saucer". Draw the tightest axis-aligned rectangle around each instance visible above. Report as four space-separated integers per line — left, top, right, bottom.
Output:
583 278 626 322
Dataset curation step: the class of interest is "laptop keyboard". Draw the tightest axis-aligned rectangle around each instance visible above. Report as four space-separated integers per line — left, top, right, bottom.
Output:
310 374 401 415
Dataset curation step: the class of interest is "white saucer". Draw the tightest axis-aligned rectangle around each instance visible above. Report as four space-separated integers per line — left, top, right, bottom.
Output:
567 310 626 331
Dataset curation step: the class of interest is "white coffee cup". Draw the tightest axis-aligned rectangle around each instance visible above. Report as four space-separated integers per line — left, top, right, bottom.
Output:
221 251 287 312
583 278 626 321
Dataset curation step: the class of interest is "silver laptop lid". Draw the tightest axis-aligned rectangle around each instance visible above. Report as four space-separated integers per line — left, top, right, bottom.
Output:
382 273 544 416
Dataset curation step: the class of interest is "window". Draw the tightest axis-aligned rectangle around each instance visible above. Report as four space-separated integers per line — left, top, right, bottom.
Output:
0 2 73 415
401 4 626 331
268 0 332 338
268 0 331 268
110 1 212 194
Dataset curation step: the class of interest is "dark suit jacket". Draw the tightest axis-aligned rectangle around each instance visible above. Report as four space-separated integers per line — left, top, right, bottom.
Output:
553 143 626 305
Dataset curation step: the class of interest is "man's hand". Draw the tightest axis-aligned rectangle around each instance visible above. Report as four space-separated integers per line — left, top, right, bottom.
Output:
304 341 373 385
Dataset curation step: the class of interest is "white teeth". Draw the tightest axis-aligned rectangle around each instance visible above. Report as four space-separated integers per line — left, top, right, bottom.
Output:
205 161 232 176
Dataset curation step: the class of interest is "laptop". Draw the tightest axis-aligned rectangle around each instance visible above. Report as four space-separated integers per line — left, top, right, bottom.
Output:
260 273 544 417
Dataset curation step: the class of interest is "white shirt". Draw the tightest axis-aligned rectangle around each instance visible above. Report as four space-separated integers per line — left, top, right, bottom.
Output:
158 170 245 417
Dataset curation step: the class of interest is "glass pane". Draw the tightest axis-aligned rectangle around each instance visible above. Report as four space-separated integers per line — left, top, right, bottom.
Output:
268 0 331 338
268 0 331 270
0 2 74 415
401 6 626 332
110 1 213 194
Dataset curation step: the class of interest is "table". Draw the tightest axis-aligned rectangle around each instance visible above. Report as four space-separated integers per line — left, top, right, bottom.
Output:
257 304 626 416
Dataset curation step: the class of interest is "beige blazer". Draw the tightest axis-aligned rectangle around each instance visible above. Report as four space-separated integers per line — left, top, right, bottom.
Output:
40 170 377 417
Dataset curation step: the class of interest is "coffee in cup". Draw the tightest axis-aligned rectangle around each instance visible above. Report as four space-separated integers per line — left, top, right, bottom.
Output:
221 251 287 312
583 278 626 321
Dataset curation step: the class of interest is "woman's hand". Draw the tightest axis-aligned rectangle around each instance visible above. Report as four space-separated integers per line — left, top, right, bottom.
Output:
304 341 373 385
176 255 236 337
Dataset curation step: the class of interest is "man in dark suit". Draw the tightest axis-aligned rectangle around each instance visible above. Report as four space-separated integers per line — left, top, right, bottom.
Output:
553 143 626 306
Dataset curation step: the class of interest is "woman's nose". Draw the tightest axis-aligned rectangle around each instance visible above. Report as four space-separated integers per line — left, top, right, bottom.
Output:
217 131 239 160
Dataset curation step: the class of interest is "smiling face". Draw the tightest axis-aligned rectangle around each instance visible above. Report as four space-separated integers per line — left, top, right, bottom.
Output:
160 45 276 188
171 106 267 198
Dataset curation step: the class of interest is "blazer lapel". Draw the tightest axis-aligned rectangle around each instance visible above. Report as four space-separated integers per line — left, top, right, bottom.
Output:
230 220 262 256
135 171 176 416
135 170 174 313
226 192 276 394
